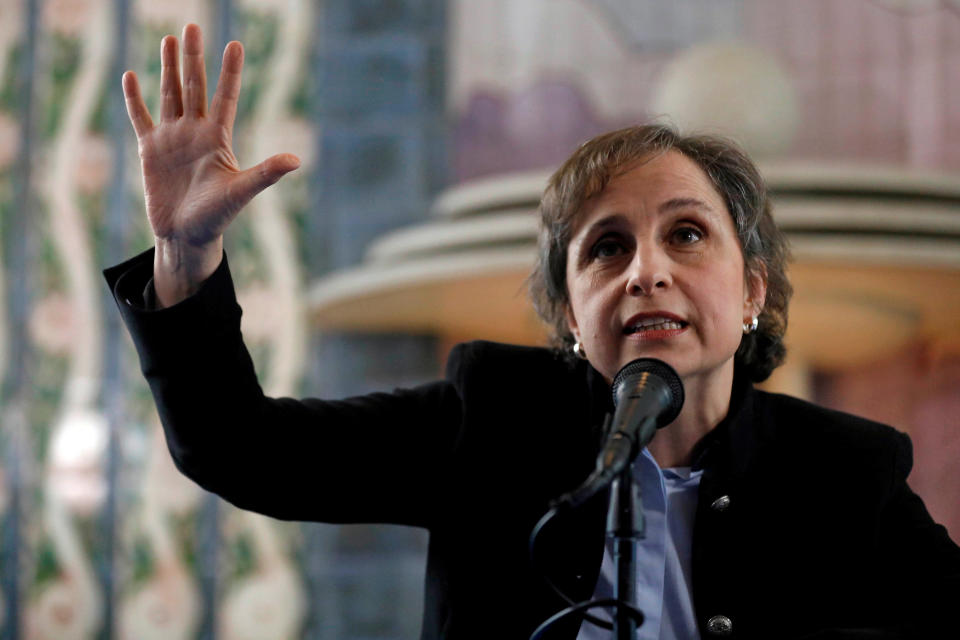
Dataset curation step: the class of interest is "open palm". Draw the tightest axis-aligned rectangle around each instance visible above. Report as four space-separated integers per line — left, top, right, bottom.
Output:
138 115 247 245
122 24 299 303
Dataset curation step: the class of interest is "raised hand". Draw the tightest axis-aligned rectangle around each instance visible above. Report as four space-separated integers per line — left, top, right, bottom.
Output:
122 24 300 307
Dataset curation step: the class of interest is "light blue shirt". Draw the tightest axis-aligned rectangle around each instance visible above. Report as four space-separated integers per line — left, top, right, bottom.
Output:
577 448 703 640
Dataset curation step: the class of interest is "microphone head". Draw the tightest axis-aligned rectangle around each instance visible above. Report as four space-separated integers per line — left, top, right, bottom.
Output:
611 358 685 428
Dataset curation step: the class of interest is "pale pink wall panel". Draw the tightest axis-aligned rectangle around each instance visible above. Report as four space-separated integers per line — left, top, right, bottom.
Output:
947 16 960 166
829 0 870 159
903 10 947 168
862 4 908 161
744 0 960 167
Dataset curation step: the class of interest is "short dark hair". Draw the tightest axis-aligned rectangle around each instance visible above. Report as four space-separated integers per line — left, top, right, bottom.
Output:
529 124 792 382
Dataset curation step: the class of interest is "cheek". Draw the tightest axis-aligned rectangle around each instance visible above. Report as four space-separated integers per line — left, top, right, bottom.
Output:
695 271 745 328
574 283 614 329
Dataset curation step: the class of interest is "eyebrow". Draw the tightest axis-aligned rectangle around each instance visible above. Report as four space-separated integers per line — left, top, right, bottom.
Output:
658 197 714 214
580 197 716 234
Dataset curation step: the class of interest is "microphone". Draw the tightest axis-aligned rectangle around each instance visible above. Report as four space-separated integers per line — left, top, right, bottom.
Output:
555 358 684 509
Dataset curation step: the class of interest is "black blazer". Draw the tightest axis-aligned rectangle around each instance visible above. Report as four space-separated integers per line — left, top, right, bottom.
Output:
106 249 960 639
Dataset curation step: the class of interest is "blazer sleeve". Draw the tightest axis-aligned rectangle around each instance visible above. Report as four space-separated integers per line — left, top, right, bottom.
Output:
104 248 463 528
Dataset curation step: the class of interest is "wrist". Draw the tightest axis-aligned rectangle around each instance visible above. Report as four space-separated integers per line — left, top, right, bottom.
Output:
153 236 223 308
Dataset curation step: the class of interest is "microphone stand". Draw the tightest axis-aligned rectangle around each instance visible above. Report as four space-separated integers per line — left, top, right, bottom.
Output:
603 359 683 636
528 416 647 640
607 455 645 639
532 358 683 639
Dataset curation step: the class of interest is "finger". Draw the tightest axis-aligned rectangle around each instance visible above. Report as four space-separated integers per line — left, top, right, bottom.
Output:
122 71 154 137
181 23 207 118
159 35 184 121
210 41 243 130
226 154 301 210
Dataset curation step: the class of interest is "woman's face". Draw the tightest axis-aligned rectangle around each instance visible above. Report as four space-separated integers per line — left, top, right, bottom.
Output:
564 150 765 385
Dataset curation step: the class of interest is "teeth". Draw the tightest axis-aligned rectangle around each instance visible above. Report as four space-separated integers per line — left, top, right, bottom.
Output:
628 320 683 333
635 317 673 328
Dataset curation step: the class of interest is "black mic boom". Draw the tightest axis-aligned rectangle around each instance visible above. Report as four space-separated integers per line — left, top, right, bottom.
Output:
556 358 684 509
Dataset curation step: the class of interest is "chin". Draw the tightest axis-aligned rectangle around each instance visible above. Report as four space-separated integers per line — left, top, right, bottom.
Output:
619 345 685 370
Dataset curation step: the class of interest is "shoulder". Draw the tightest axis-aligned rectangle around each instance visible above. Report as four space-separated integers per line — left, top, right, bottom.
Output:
753 390 904 441
439 343 604 485
443 340 591 410
445 340 575 380
752 389 912 478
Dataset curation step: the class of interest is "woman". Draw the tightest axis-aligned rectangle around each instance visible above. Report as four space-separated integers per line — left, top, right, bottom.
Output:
107 24 960 639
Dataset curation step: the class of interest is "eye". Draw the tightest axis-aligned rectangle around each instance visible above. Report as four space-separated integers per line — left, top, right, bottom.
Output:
591 235 626 259
671 226 703 245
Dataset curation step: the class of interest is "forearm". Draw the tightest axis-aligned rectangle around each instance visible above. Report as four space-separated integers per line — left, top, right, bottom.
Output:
153 236 223 308
104 248 460 525
107 248 284 502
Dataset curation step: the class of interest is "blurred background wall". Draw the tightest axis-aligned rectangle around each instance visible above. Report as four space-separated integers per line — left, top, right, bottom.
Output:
0 0 958 638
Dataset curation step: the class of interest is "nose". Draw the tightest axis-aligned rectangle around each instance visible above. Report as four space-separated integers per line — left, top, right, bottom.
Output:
625 246 672 296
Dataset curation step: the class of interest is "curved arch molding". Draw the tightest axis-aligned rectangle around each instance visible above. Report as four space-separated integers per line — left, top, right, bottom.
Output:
307 163 960 371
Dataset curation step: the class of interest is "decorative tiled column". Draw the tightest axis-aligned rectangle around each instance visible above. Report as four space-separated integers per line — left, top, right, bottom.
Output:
303 2 448 638
1 1 39 638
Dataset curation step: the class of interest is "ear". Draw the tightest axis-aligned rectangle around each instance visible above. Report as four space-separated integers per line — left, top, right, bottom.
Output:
744 260 768 321
565 304 581 343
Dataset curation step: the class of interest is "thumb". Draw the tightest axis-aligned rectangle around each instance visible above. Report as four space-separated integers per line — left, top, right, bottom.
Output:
228 153 301 210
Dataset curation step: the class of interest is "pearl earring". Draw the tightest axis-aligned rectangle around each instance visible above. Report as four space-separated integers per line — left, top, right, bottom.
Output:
572 342 588 359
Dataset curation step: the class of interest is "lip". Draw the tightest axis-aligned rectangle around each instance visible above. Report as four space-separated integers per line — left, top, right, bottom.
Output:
622 311 689 340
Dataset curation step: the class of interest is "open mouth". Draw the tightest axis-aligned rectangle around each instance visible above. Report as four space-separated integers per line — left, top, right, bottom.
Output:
623 318 688 335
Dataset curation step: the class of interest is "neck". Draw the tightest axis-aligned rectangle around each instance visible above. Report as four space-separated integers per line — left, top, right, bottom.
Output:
646 362 735 469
